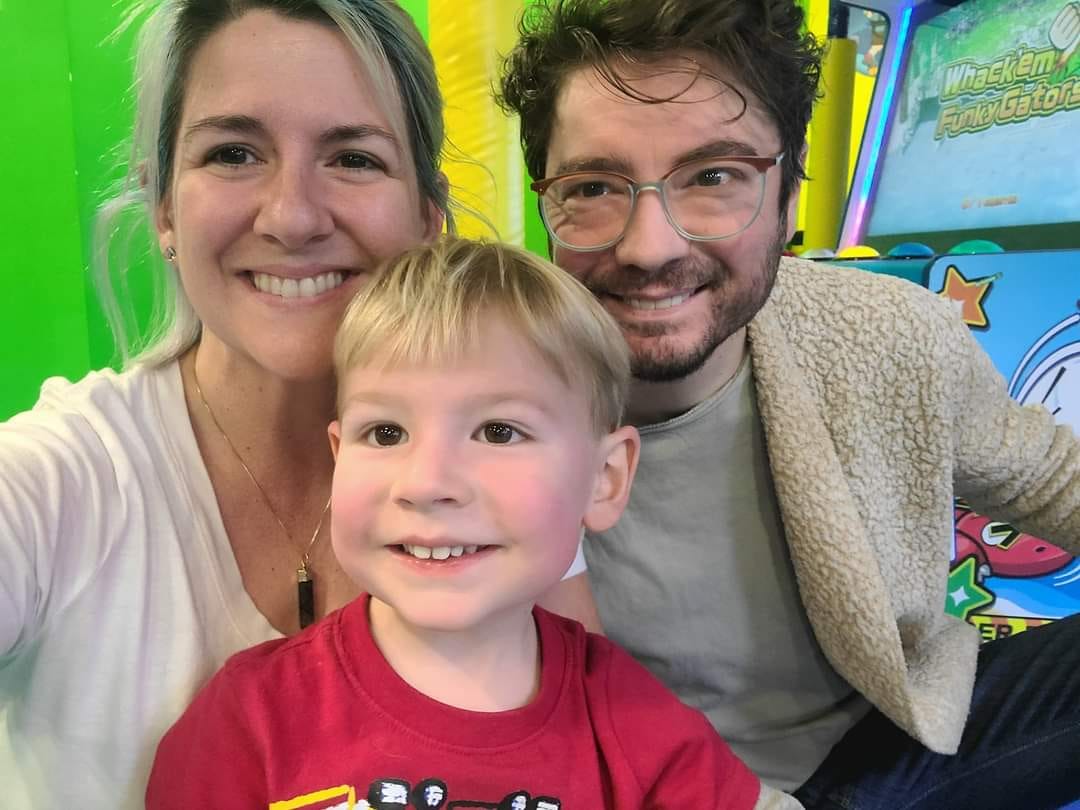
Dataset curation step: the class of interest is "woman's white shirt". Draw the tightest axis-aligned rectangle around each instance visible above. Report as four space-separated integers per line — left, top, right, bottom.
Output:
0 361 280 808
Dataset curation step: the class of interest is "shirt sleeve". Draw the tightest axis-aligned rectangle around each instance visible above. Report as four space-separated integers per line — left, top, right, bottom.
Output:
945 296 1080 552
0 407 115 659
589 636 765 809
145 664 266 808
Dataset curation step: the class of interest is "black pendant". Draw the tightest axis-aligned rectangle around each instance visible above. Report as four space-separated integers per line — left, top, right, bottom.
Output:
297 566 315 629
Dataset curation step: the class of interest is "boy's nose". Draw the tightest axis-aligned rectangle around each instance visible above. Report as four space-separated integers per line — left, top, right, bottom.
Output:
391 439 471 509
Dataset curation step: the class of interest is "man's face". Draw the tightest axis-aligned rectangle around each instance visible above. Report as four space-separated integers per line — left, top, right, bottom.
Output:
545 57 796 383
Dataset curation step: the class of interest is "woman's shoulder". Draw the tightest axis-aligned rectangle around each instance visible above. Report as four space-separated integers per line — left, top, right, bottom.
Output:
0 360 189 500
30 361 181 419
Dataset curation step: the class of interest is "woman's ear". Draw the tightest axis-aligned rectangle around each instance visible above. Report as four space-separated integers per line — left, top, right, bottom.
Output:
422 172 449 241
155 193 177 261
583 425 640 534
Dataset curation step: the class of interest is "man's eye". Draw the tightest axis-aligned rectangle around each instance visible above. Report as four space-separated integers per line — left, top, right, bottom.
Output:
561 179 622 200
576 181 611 198
694 167 735 186
364 423 406 447
477 422 522 445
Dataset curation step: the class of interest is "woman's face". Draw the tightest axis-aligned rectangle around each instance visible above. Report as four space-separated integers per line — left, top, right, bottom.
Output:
157 10 442 380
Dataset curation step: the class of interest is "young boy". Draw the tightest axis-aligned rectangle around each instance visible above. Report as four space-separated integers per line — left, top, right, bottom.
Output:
146 238 800 810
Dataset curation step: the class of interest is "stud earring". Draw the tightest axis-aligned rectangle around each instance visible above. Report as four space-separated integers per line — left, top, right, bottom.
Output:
164 246 177 262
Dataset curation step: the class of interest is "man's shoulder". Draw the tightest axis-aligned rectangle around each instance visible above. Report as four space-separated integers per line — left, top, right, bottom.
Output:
764 256 964 350
772 256 936 315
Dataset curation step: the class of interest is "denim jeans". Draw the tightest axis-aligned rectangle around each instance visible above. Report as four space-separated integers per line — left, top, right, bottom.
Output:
793 614 1080 810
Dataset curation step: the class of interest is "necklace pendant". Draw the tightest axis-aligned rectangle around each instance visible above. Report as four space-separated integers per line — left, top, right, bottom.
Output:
297 565 315 629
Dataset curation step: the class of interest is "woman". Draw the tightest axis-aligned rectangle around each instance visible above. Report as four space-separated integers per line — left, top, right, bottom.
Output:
0 1 447 806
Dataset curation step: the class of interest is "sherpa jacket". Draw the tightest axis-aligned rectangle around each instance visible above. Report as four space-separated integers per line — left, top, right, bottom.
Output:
746 256 1080 754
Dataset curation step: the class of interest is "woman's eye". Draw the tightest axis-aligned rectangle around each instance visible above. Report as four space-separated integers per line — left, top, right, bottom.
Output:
337 152 380 171
477 422 523 445
209 145 255 166
364 423 406 447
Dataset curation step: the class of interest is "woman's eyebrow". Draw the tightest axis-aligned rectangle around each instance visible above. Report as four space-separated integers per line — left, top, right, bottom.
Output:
319 124 401 155
182 114 265 143
182 117 401 156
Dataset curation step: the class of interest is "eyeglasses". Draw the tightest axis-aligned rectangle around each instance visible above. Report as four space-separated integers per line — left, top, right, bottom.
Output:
531 153 784 252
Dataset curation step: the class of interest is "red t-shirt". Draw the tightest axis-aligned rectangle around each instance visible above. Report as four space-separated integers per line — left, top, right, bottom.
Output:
147 595 760 809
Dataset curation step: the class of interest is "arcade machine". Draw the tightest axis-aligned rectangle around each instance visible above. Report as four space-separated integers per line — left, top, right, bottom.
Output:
832 0 1080 641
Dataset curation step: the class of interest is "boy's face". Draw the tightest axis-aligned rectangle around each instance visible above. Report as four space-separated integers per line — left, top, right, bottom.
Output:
328 317 637 636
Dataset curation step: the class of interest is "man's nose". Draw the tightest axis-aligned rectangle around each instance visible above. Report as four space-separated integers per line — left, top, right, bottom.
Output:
613 187 691 272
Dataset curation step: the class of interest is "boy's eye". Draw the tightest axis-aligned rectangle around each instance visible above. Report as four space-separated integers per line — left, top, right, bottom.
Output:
364 423 407 447
477 422 523 445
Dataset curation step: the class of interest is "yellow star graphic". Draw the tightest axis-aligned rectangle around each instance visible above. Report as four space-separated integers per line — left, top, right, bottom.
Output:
938 265 993 327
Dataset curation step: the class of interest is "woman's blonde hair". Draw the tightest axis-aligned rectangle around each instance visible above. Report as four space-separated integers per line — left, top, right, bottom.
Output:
96 0 451 368
334 237 630 433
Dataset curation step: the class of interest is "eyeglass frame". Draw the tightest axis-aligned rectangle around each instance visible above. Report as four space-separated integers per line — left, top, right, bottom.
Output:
530 152 785 253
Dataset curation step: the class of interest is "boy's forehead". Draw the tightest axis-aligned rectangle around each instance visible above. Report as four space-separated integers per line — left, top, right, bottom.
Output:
548 55 778 175
339 320 576 397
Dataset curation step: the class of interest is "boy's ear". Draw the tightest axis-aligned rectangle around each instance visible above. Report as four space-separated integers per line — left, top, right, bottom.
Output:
327 420 342 460
583 425 640 534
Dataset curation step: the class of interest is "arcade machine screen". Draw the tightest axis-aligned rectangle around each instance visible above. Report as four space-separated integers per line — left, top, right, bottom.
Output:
863 0 1080 254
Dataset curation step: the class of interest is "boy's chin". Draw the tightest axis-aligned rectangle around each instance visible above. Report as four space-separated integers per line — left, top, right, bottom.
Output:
370 595 536 637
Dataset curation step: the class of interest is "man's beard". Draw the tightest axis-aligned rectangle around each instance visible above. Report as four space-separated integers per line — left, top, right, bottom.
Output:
600 224 786 383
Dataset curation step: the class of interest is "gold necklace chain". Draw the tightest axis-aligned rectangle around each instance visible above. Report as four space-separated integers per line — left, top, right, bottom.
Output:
190 356 331 628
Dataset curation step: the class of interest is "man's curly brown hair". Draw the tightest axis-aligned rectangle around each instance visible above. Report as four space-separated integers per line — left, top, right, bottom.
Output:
497 0 823 208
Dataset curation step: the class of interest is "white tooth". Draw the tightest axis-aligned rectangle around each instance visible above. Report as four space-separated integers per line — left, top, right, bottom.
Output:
281 278 300 298
313 274 328 295
411 545 432 560
269 276 283 296
431 546 451 560
465 545 478 554
333 271 344 289
299 277 317 298
450 545 464 557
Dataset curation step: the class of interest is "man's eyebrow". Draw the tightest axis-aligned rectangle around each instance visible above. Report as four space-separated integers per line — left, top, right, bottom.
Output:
552 155 635 176
552 139 765 178
673 139 763 164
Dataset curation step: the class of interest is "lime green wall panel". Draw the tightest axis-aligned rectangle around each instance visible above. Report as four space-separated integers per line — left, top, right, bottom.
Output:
0 0 92 419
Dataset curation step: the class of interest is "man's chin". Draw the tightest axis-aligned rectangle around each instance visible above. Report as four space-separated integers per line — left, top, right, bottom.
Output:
629 343 719 383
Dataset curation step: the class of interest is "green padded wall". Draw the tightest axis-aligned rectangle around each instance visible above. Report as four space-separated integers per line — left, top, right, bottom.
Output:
1 0 94 419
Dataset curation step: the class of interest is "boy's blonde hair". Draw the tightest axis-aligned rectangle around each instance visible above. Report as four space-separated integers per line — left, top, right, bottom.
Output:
334 237 630 433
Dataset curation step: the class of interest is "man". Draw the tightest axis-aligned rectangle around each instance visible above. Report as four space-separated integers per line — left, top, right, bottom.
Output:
499 1 1080 807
